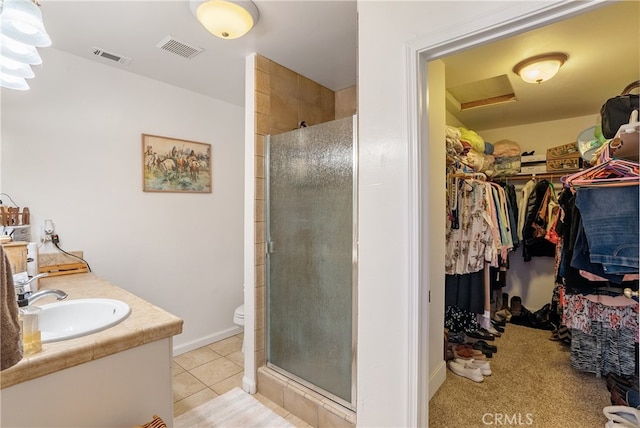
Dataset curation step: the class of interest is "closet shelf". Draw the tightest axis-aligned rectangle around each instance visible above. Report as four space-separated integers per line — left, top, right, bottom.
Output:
493 171 572 181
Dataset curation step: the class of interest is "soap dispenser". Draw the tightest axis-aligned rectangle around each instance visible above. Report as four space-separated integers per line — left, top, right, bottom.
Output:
17 294 42 356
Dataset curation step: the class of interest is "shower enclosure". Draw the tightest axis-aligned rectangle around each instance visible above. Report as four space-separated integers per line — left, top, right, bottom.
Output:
266 115 357 409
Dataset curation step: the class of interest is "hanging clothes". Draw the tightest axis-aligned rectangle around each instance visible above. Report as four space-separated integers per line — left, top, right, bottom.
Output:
517 178 536 242
555 159 640 378
522 179 557 261
445 178 497 275
445 173 517 320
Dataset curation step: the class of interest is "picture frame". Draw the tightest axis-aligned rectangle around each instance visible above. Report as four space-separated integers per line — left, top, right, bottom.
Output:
142 134 212 193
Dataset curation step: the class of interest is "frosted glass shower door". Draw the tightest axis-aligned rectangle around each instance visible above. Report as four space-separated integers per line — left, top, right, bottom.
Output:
266 116 356 407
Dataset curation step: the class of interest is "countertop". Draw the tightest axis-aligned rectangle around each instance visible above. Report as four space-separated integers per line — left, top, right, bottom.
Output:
0 273 183 389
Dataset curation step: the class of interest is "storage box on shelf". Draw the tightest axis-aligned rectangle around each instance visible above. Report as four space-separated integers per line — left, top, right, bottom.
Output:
519 153 547 174
546 142 582 172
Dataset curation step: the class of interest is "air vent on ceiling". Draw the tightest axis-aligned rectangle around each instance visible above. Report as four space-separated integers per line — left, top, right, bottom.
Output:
91 47 132 65
156 35 204 59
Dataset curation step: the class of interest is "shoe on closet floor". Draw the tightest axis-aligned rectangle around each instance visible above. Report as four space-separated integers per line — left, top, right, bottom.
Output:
466 329 495 341
609 380 640 396
612 385 630 407
453 344 486 360
487 326 502 337
607 373 640 392
447 360 484 383
549 325 570 341
494 309 512 322
491 319 506 330
510 296 523 317
627 389 640 408
471 340 498 354
603 405 640 427
454 358 492 376
606 421 636 428
447 331 466 344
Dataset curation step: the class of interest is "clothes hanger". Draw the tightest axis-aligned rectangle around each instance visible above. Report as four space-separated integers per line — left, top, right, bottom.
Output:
561 158 639 187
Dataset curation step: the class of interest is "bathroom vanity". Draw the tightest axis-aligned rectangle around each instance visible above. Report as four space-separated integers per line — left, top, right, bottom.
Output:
0 274 183 427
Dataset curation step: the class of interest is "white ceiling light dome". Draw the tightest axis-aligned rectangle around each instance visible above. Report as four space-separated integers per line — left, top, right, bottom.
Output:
513 53 568 84
190 0 259 40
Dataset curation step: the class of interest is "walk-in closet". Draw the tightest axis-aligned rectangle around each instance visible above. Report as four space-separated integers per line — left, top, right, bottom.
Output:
429 2 639 427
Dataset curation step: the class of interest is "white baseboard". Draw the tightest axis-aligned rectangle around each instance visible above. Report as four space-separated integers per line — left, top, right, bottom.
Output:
172 326 243 356
428 359 447 400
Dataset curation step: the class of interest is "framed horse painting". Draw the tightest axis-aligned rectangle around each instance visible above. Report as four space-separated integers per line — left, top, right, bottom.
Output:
142 134 212 193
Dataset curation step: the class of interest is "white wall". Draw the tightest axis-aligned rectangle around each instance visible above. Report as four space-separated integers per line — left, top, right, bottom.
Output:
480 114 597 154
1 48 245 355
426 60 447 398
357 1 605 426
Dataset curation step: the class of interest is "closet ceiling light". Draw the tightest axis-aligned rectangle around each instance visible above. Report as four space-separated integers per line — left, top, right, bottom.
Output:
190 0 259 40
513 53 568 84
0 0 52 47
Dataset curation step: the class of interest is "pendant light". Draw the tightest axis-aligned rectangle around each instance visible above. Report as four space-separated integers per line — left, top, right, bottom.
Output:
0 34 43 65
513 53 568 84
0 56 35 78
0 0 51 90
0 0 52 47
0 73 29 90
190 0 259 40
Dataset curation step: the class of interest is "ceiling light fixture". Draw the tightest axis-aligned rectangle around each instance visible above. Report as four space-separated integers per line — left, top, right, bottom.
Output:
0 56 35 78
190 0 259 40
513 53 568 84
0 0 51 91
0 34 43 65
0 73 29 91
0 0 52 47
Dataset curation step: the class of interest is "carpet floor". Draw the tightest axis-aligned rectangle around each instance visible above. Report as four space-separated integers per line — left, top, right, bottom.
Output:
174 387 294 428
429 323 612 428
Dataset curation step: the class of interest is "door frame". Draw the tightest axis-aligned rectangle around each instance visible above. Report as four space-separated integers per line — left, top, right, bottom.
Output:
406 1 609 425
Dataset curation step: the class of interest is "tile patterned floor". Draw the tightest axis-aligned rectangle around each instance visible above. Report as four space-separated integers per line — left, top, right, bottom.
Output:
172 333 312 427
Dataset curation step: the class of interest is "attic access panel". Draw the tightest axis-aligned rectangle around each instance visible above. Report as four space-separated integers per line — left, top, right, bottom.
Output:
448 74 517 111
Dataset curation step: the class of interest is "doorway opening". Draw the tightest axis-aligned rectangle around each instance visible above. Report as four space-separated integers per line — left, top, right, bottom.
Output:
408 2 622 425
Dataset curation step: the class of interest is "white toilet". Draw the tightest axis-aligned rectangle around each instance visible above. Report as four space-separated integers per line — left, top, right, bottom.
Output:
233 304 245 326
233 304 245 352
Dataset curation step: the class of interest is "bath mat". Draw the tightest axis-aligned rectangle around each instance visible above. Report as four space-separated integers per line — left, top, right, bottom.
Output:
174 387 294 428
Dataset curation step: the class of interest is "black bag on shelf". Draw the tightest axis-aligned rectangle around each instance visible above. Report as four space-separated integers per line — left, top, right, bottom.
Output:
600 81 639 139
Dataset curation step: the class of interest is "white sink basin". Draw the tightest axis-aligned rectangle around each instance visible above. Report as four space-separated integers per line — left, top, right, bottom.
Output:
39 298 131 343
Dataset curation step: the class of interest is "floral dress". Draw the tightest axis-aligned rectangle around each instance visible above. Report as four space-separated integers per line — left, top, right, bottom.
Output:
446 179 498 275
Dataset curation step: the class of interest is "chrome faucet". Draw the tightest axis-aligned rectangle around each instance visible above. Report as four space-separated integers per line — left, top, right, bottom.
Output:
26 289 68 305
14 272 67 306
14 272 50 295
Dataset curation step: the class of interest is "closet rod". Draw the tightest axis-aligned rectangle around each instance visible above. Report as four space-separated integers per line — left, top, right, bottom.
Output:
448 172 487 180
492 171 574 182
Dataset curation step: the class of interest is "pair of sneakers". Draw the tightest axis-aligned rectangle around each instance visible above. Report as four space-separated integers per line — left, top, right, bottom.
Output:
447 358 491 383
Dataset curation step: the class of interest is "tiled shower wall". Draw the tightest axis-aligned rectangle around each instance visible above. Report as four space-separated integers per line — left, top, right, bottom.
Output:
253 54 356 427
